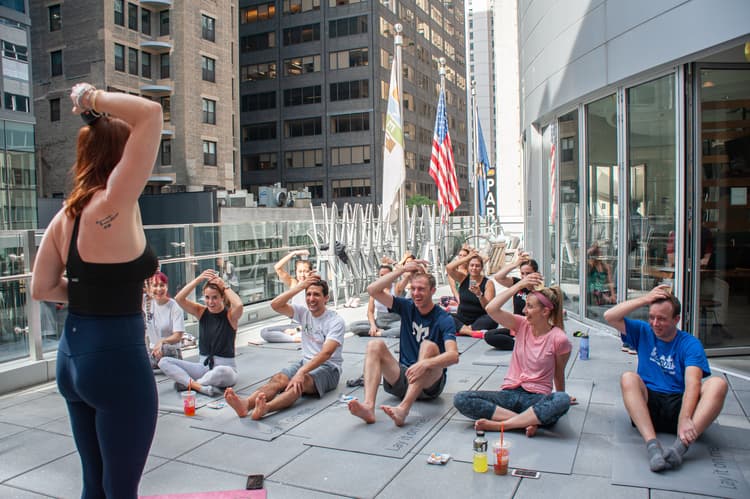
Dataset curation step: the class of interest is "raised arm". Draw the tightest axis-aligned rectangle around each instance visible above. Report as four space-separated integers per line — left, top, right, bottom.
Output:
368 261 424 309
445 250 475 284
221 282 244 329
271 272 319 319
486 273 542 331
174 270 216 320
274 249 309 287
492 250 530 288
603 285 671 333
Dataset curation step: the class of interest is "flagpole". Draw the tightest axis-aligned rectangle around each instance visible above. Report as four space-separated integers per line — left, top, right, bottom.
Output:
395 23 406 258
471 80 479 239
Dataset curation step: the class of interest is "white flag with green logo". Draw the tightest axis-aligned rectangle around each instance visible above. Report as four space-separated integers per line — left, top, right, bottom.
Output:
382 49 405 224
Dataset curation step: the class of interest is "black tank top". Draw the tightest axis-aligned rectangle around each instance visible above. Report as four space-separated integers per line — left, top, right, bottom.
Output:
457 276 489 322
66 215 158 315
198 307 236 363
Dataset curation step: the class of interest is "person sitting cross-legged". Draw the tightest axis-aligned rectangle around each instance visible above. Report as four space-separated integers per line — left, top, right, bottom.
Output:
225 274 345 419
348 260 459 427
603 285 728 472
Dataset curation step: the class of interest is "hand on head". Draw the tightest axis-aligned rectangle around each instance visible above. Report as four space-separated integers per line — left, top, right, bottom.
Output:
403 259 429 274
301 272 322 288
70 83 96 115
647 285 672 302
296 249 310 257
520 272 544 289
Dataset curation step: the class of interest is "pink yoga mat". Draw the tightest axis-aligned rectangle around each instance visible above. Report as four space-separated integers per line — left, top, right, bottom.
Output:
141 490 266 499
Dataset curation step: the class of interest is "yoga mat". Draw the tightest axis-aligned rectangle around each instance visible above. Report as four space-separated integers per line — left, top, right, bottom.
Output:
301 387 455 458
611 408 750 498
455 335 480 353
342 336 398 355
246 339 301 351
471 347 513 366
141 490 265 499
427 378 594 474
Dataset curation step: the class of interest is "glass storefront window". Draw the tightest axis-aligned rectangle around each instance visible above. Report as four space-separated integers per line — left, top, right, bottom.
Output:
626 74 677 319
585 94 618 320
558 110 580 313
543 125 557 286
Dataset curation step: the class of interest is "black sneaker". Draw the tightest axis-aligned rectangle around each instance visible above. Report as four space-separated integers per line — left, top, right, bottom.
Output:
174 381 189 392
346 375 364 388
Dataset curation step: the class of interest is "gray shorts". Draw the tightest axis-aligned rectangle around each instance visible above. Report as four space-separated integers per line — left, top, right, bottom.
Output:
281 359 340 397
383 365 447 401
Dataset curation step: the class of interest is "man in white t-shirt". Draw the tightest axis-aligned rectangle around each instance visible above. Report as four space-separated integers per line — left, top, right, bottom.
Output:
225 274 345 419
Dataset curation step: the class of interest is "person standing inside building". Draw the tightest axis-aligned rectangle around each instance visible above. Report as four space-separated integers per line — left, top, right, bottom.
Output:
31 84 162 497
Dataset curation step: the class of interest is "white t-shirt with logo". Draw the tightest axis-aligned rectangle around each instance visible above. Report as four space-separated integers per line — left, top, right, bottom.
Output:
144 298 185 348
292 304 345 372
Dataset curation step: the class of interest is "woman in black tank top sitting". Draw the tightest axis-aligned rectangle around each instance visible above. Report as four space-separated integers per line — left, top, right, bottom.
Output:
31 84 163 497
446 249 497 335
160 269 243 397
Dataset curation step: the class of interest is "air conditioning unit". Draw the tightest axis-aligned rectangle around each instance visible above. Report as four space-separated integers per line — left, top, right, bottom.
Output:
216 190 229 207
258 186 288 207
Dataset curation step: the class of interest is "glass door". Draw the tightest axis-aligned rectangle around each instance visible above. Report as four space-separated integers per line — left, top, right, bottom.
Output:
697 67 750 349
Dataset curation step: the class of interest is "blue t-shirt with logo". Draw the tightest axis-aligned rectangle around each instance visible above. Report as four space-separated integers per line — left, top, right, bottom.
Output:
623 318 710 394
390 296 457 368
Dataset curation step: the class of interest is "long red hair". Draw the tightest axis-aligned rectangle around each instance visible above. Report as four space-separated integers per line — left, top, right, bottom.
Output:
64 117 132 218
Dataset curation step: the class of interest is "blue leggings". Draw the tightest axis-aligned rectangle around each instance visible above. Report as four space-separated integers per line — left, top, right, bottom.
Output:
57 312 157 499
453 388 571 426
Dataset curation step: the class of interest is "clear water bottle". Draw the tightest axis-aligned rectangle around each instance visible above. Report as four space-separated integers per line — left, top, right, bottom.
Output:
579 332 590 360
473 429 488 473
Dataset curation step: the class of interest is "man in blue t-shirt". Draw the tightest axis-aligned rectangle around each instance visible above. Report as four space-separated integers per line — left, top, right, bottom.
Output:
348 260 458 427
604 285 728 472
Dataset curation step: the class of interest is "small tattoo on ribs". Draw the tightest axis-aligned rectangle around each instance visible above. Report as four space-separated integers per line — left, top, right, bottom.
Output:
96 212 119 229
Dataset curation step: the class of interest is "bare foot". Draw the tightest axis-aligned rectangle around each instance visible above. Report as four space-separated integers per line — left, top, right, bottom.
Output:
251 393 269 420
348 399 376 424
224 388 249 418
475 418 502 432
381 405 409 427
525 425 538 437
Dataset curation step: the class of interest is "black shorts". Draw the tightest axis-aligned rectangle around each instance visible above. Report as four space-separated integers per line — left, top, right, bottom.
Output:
383 365 446 401
646 388 683 434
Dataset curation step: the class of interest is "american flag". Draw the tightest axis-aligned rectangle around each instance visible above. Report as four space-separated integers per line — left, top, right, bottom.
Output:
429 89 461 214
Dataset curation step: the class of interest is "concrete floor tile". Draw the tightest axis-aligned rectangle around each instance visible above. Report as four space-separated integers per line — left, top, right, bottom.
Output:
0 428 76 482
139 461 245 495
0 421 25 440
149 413 220 459
270 447 404 498
0 393 68 428
722 389 746 416
735 390 750 415
0 391 48 411
264 482 346 498
572 433 613 477
37 415 73 437
515 472 648 499
582 402 616 435
0 484 55 498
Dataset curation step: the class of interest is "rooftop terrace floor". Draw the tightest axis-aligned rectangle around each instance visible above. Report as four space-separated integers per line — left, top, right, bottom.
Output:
0 297 748 498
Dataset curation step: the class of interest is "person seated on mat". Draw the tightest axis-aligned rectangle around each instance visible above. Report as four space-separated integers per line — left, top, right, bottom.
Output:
225 274 345 419
160 269 243 396
446 249 497 336
349 264 401 337
603 285 728 472
143 271 185 369
348 260 458 427
259 249 313 343
453 273 574 437
483 251 539 350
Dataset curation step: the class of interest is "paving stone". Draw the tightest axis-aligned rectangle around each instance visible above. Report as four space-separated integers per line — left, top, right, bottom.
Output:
0 428 76 482
0 421 25 440
0 393 69 428
516 472 648 498
263 482 345 498
0 484 55 498
149 413 220 459
582 402 616 435
572 432 613 477
139 461 246 495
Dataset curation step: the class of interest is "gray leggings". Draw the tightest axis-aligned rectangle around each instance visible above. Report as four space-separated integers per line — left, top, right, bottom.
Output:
349 313 401 337
158 355 238 388
260 323 300 343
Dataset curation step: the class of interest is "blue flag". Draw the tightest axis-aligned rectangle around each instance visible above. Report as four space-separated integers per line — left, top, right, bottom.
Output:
476 118 491 217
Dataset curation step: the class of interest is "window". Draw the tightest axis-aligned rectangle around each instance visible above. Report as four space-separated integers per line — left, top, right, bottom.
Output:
141 8 151 35
240 62 276 81
331 145 370 166
201 15 215 42
241 91 276 112
202 56 215 82
240 32 275 52
243 153 277 171
242 122 277 141
3 41 28 61
160 139 171 165
50 50 63 76
128 3 138 30
329 0 363 6
330 80 368 101
4 93 29 112
141 51 151 78
160 96 170 121
284 118 322 137
283 24 320 45
561 137 575 163
285 149 323 168
128 47 138 75
284 0 321 14
283 85 321 106
240 2 276 23
48 4 61 31
287 181 323 200
283 55 320 76
114 0 124 26
332 178 371 198
113 44 125 71
329 48 368 70
159 10 169 36
329 15 367 38
50 98 60 122
202 98 216 124
330 112 369 133
160 52 169 78
203 140 217 166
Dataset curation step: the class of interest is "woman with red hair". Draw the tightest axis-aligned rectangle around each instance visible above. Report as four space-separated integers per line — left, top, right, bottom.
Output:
144 271 185 367
31 84 162 497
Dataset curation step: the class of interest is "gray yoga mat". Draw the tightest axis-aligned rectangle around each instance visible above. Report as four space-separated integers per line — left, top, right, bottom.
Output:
342 336 398 355
428 378 594 474
471 347 513 366
610 408 750 498
301 387 456 458
455 335 481 353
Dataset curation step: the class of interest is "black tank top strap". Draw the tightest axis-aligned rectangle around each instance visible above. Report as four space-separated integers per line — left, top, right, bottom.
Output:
67 215 82 266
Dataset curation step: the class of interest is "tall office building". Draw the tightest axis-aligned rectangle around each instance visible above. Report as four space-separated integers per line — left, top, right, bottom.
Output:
238 0 469 212
0 0 36 229
30 0 239 197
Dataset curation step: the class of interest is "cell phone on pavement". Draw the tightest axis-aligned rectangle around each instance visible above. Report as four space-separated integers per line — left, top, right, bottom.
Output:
511 468 540 479
246 474 264 490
